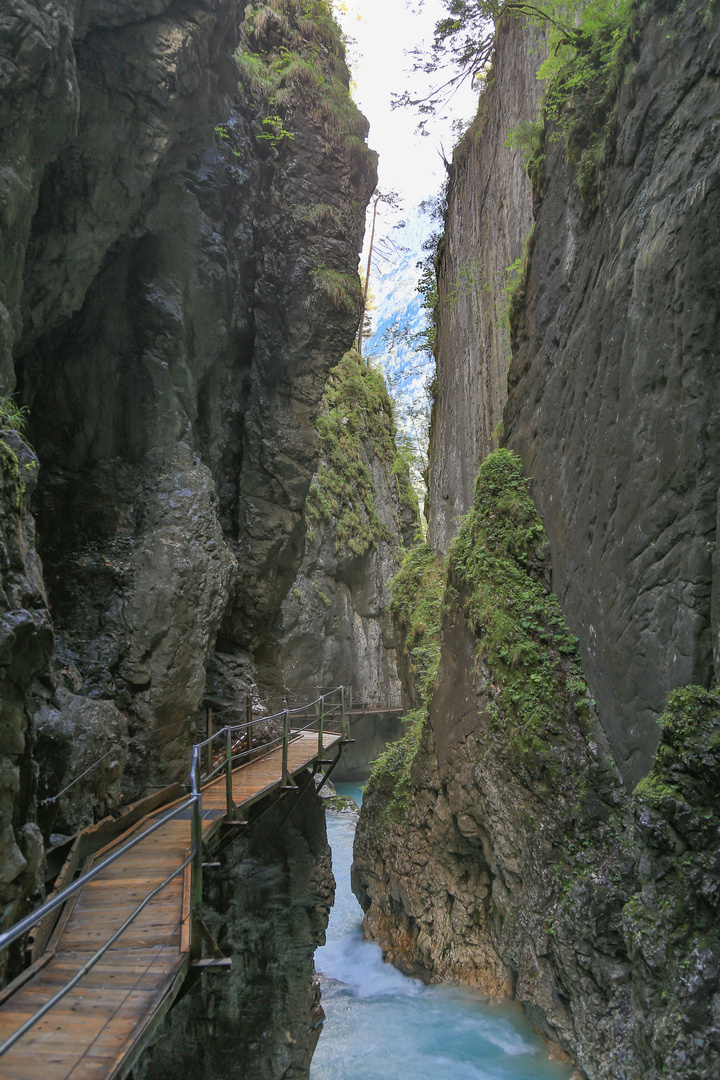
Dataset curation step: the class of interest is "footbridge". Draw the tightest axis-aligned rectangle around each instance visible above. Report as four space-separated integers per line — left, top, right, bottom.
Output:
0 687 354 1080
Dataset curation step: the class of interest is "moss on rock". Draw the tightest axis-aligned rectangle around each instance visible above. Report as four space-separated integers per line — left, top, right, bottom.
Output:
307 349 418 557
237 0 375 175
366 540 444 821
624 685 720 1074
448 448 590 753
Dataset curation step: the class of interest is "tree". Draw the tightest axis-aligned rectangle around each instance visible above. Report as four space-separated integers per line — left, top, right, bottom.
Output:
357 188 402 363
394 0 601 121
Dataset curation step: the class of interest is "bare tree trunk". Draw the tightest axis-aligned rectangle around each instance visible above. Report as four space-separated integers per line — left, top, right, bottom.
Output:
358 195 380 364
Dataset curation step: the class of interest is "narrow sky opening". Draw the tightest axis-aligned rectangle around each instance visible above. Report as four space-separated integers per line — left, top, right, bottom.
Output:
336 0 477 208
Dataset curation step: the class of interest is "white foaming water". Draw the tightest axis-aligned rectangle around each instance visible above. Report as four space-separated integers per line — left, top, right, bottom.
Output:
319 931 424 999
310 783 575 1080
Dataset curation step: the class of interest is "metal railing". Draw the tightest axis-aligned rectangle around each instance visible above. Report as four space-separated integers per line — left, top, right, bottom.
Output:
198 684 350 791
0 686 350 1060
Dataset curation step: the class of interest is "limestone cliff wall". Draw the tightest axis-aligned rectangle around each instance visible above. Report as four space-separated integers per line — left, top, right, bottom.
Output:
278 352 417 707
0 429 52 983
429 0 720 783
354 454 720 1080
0 0 375 803
505 0 720 784
427 15 545 556
354 2 720 1077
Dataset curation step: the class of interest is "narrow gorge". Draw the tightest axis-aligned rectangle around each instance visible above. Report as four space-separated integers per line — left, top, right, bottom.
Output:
354 2 720 1079
0 0 719 1078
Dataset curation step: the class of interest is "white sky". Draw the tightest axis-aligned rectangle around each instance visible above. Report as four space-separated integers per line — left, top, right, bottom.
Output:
336 0 478 209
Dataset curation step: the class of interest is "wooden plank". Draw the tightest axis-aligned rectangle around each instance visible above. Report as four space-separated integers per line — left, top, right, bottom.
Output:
44 860 89 955
66 1059 118 1080
70 895 182 914
0 1051 104 1080
113 785 183 829
0 988 156 1019
56 931 182 952
26 957 180 992
30 836 83 962
73 782 185 864
104 956 190 1080
0 952 55 1008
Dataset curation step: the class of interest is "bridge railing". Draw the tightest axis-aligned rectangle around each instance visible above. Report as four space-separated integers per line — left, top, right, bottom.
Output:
197 684 350 794
0 687 350 1060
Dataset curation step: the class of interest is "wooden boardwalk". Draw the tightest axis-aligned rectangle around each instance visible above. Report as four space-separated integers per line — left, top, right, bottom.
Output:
0 731 342 1080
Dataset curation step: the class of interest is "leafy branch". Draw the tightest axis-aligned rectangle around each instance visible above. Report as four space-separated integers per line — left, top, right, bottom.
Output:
394 0 631 126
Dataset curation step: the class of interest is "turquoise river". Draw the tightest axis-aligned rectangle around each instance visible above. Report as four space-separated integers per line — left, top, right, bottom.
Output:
310 782 576 1080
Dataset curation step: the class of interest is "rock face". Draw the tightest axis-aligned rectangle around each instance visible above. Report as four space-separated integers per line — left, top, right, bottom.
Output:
278 352 417 706
0 0 375 798
0 428 52 981
34 687 128 835
331 711 406 782
354 619 636 1076
355 2 720 1076
504 0 720 785
133 773 334 1080
624 688 720 1077
354 454 636 1076
427 15 546 556
353 455 720 1080
427 0 720 787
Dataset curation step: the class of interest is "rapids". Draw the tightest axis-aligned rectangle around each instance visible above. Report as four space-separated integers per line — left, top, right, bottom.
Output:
310 783 575 1080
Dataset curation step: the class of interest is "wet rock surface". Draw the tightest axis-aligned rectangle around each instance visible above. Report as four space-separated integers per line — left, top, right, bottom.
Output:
132 773 334 1080
428 0 720 786
354 604 720 1079
34 686 128 835
354 450 720 1079
394 11 720 1068
354 579 637 1079
623 688 720 1078
278 353 416 706
279 527 404 709
0 429 53 982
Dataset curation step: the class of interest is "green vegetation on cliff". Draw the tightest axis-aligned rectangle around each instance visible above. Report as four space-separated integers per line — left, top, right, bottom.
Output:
431 0 637 205
449 449 591 752
634 685 720 809
307 350 418 556
236 0 375 174
310 265 363 315
623 685 720 1064
0 397 31 511
369 540 444 820
369 448 594 818
390 542 444 706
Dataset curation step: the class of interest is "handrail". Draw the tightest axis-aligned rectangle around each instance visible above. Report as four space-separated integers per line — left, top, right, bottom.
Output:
0 782 201 1060
0 684 350 1059
0 793 197 955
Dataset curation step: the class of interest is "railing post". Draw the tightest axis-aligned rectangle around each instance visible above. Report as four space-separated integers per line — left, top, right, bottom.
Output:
246 696 253 753
207 708 213 776
317 695 324 756
341 685 349 740
282 708 290 786
190 750 203 961
225 725 233 820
